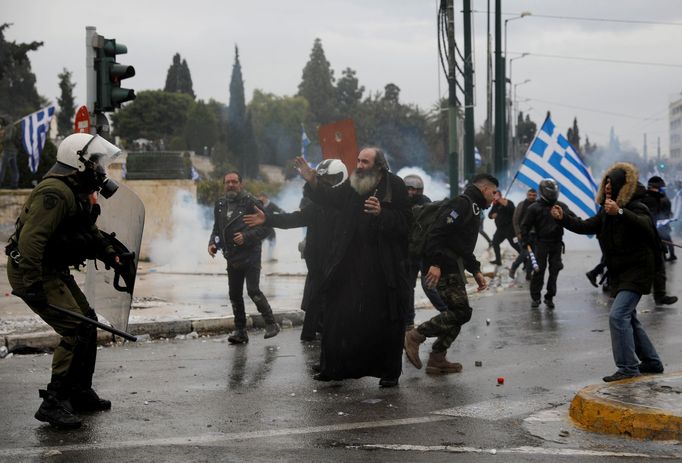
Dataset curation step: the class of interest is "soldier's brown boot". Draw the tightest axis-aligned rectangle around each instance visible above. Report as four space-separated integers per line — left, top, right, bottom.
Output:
425 351 462 375
404 329 426 369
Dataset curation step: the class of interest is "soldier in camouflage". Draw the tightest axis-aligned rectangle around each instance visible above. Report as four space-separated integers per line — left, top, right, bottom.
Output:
404 174 498 374
6 133 125 428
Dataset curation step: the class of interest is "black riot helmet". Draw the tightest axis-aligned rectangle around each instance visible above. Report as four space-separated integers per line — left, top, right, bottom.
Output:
538 178 559 204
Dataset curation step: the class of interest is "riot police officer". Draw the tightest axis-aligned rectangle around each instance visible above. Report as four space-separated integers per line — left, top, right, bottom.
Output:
6 133 124 428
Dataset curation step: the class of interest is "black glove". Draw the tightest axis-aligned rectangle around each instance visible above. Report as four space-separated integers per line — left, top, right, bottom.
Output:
13 282 47 305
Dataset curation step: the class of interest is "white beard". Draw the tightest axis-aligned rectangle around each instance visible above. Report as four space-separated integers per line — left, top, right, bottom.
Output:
350 169 381 196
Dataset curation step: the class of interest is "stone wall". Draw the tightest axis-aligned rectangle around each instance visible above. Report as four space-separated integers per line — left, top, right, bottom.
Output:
0 179 196 260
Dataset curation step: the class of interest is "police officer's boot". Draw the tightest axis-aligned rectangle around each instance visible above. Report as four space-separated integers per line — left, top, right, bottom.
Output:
71 387 111 413
404 328 426 369
425 351 462 375
253 294 280 339
35 388 82 429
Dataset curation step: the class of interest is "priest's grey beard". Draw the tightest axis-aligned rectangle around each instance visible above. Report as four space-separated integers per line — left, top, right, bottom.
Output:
350 168 381 195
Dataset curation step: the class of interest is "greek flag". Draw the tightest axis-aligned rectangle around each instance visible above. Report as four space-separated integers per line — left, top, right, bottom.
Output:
517 116 598 218
21 105 55 173
301 124 311 159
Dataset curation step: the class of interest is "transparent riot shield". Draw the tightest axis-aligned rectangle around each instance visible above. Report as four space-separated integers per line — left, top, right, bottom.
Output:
85 183 145 332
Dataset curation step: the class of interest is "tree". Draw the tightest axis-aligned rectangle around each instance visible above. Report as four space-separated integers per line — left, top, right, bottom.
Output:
226 45 258 177
335 67 364 119
111 90 194 144
298 38 337 124
249 89 309 166
0 23 45 119
164 53 195 98
516 112 537 149
566 117 581 153
56 68 76 137
184 99 218 153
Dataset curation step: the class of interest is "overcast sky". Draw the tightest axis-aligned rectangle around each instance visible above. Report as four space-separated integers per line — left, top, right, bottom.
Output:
4 0 682 158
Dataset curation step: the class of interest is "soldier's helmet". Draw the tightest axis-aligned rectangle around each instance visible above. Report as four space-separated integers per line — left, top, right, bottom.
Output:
316 159 348 188
539 178 559 204
403 174 424 190
52 133 121 198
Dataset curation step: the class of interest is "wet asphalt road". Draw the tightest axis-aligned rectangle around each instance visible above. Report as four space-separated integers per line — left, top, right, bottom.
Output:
1 252 682 462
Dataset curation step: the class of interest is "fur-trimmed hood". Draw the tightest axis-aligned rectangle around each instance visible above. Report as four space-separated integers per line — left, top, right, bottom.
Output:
595 162 639 207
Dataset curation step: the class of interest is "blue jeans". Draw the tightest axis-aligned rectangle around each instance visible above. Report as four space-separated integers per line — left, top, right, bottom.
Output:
609 290 662 375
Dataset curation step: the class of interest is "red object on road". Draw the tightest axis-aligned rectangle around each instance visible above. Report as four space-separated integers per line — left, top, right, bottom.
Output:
497 377 505 385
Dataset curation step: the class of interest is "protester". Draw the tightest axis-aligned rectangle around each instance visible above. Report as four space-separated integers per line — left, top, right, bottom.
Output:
404 174 498 375
520 178 575 309
552 162 664 382
208 171 280 344
6 133 125 428
488 190 520 266
244 159 348 342
404 174 448 329
641 176 678 306
293 147 411 388
510 188 536 280
257 192 284 262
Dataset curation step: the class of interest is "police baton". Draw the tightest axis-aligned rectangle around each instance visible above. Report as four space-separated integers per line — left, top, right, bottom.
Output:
47 303 137 342
661 239 682 249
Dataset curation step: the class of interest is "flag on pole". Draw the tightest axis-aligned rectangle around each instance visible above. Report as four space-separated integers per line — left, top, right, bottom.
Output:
516 115 598 219
21 105 55 174
301 124 311 159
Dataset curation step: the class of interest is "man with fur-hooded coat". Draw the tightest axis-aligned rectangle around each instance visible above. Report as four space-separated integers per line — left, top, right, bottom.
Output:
551 162 664 382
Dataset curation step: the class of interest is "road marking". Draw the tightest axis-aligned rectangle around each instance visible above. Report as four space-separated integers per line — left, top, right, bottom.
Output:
351 443 682 459
0 415 452 458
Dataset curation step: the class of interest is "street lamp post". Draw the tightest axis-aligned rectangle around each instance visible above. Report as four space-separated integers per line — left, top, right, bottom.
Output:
512 79 531 162
504 12 531 169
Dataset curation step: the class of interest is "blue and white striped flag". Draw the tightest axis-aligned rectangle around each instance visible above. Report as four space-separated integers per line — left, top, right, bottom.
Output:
21 105 55 173
517 116 598 219
301 124 311 159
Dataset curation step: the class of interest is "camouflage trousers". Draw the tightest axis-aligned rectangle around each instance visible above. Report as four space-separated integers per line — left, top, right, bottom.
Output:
416 271 473 353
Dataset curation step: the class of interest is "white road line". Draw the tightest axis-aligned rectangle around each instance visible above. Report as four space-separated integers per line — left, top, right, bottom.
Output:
0 415 452 458
352 443 682 459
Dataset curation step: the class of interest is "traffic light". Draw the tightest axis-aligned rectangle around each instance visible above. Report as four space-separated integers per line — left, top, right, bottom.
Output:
95 37 135 112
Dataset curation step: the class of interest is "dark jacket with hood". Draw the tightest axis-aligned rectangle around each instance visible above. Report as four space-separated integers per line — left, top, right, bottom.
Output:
558 162 659 296
423 184 487 275
209 191 272 264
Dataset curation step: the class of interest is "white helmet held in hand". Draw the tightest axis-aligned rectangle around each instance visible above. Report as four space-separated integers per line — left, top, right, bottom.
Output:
316 158 348 188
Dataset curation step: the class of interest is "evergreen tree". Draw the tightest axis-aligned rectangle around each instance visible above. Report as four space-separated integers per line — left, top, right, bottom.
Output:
335 67 364 118
164 52 195 98
567 116 581 153
298 38 337 124
56 68 76 137
226 45 258 177
0 23 45 118
184 100 218 153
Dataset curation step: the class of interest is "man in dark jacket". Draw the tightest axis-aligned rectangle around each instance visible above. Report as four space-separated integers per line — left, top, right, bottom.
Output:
509 188 536 279
642 176 678 306
404 174 497 375
244 159 348 341
208 171 280 344
294 147 411 388
488 191 520 265
520 179 575 309
552 162 664 382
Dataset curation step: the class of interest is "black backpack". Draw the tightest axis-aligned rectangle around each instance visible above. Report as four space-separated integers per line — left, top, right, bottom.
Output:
408 199 451 259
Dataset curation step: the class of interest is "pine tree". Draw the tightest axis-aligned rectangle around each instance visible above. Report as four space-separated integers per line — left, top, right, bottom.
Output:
56 68 76 137
567 117 581 153
164 53 195 98
298 38 336 124
335 67 364 118
226 45 258 177
0 23 44 118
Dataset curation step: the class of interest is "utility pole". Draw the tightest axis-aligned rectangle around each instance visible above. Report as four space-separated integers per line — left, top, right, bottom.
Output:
486 0 493 165
463 0 475 180
446 0 459 197
494 0 505 181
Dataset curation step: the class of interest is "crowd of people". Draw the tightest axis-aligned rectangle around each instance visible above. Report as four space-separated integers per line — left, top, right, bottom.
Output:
8 135 680 427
